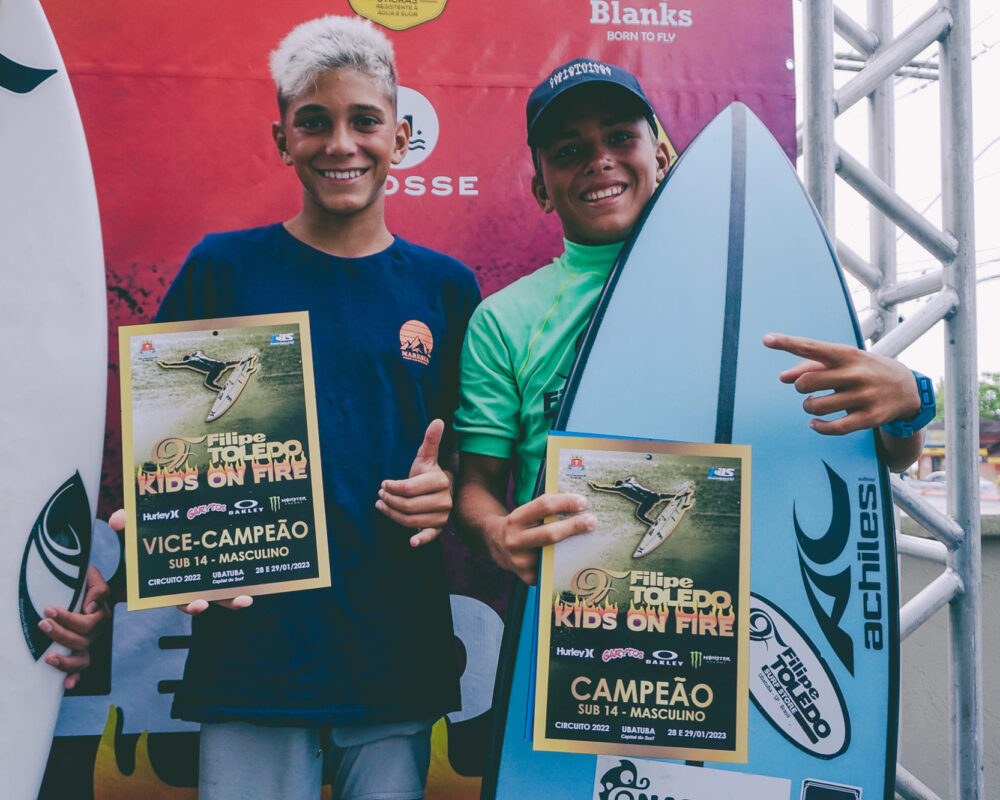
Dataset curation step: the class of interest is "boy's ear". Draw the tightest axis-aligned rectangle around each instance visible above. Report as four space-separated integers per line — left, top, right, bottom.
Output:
391 117 410 166
531 173 554 213
654 139 670 183
272 122 293 166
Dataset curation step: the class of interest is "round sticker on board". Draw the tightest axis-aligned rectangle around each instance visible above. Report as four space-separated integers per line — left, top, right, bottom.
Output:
748 593 850 758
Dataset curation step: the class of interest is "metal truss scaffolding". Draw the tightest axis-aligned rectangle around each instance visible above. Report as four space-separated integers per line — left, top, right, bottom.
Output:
800 1 983 798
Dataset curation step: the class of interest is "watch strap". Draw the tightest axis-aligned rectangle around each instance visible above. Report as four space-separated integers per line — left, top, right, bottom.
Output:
881 370 935 438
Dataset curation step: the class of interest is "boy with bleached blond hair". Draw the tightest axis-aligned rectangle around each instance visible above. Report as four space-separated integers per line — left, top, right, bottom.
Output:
153 15 479 799
269 14 397 103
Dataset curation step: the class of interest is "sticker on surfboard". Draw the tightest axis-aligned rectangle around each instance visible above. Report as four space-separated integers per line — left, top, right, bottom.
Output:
592 756 791 799
748 593 850 758
18 473 92 660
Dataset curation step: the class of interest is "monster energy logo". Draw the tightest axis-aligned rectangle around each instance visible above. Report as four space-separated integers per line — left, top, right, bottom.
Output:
689 650 703 668
269 496 281 511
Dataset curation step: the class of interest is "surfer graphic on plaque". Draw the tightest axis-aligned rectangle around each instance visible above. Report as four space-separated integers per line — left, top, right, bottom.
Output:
588 476 695 557
157 349 260 421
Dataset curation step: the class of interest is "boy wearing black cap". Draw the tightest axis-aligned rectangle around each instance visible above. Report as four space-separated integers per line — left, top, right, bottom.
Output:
453 59 932 583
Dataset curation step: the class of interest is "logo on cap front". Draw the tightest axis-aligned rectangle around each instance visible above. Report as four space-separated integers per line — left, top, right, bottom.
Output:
547 60 615 90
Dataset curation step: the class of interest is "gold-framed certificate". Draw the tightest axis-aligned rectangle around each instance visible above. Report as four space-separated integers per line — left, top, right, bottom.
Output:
119 312 330 610
534 433 751 762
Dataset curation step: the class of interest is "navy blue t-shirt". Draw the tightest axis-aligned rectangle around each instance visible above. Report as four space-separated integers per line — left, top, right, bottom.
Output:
156 224 480 726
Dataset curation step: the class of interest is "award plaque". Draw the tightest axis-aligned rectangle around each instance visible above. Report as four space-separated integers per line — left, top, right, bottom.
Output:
119 312 330 610
534 433 751 762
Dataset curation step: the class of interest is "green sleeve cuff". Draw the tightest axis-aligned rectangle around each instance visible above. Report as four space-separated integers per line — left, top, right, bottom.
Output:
457 433 515 460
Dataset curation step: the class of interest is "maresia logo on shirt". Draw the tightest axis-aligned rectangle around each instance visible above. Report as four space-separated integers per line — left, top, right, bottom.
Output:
400 320 434 365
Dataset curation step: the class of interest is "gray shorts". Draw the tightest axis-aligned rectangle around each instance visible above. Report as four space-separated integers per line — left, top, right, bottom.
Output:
198 718 435 800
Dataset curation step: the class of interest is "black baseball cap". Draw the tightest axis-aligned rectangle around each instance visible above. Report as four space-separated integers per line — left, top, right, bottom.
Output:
526 58 657 146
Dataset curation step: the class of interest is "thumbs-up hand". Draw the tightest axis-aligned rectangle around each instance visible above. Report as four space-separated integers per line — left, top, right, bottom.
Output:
376 419 454 547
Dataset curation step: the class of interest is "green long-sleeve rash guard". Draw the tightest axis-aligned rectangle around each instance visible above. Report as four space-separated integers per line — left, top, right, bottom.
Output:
455 239 623 506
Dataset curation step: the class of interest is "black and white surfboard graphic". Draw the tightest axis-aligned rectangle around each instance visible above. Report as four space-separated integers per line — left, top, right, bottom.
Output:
0 50 55 93
18 473 92 659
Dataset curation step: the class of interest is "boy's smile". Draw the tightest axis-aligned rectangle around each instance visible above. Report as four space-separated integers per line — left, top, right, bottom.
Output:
273 68 409 225
531 86 669 246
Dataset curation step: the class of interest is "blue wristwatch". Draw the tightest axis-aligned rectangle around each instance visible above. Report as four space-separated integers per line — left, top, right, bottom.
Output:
881 371 936 438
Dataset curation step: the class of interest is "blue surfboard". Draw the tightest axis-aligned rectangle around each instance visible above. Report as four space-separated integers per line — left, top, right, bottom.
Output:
483 103 898 800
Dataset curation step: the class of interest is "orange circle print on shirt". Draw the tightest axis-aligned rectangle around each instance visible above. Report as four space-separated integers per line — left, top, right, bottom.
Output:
399 320 434 365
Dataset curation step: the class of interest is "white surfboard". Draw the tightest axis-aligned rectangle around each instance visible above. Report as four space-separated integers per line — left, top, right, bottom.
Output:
0 0 106 796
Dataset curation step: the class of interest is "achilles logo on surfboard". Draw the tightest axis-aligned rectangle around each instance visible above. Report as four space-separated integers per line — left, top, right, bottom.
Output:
793 462 887 676
748 594 850 758
18 473 92 659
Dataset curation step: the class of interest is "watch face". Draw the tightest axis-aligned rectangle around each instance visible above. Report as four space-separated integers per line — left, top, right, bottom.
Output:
912 373 937 429
916 374 935 408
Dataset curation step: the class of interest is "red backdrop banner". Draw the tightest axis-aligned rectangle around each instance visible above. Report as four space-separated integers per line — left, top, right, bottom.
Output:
38 0 793 796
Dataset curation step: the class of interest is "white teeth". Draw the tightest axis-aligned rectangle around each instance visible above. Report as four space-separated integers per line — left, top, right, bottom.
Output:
582 185 626 201
320 168 365 179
